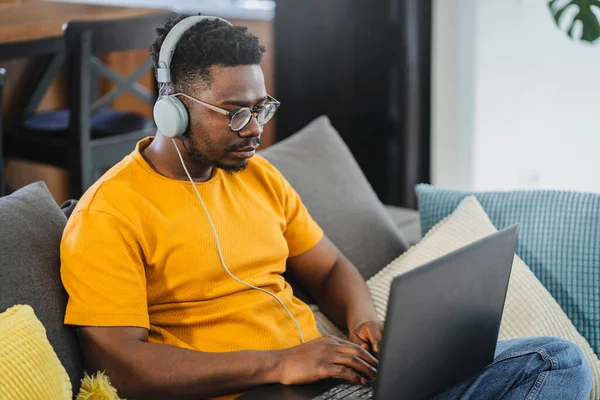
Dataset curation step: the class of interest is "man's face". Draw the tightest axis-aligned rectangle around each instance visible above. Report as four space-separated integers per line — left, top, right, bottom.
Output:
182 64 267 173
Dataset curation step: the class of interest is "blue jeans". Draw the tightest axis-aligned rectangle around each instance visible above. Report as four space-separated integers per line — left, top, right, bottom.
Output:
434 337 593 400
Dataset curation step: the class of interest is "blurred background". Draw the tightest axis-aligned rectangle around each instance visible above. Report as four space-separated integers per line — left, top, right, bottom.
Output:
0 0 598 207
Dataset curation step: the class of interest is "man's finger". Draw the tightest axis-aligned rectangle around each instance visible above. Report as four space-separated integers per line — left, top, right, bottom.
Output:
373 333 383 356
332 353 377 380
337 340 379 367
348 334 369 350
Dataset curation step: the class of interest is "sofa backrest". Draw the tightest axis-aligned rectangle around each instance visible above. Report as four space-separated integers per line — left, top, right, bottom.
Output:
261 116 410 299
0 182 83 395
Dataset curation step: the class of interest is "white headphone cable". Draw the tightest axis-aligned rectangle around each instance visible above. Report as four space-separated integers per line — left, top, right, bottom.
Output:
171 138 306 344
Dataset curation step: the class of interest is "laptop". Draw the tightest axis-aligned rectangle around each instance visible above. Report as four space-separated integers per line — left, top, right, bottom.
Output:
239 224 519 400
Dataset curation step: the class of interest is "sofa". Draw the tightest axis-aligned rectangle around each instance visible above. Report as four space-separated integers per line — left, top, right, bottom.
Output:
0 117 420 398
0 116 597 399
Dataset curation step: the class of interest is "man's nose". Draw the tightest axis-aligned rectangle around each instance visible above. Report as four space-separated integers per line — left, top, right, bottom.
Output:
238 115 263 138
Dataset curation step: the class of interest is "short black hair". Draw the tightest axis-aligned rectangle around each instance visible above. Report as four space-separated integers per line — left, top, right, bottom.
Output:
151 14 266 92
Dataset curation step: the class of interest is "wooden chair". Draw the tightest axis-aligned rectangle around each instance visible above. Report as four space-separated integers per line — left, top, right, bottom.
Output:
0 68 5 196
4 12 174 198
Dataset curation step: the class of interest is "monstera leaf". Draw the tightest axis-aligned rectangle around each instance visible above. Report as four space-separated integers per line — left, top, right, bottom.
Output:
549 0 600 43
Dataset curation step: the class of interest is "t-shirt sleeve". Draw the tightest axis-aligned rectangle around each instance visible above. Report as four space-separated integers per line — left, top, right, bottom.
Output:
279 174 324 257
60 209 149 329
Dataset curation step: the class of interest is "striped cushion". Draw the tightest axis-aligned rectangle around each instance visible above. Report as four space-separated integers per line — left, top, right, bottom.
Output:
415 184 600 358
0 305 71 399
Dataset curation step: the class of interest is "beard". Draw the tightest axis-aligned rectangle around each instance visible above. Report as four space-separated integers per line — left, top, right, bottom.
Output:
183 134 261 173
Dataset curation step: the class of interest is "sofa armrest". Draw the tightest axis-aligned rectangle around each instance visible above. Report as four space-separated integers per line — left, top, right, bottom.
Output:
384 205 421 246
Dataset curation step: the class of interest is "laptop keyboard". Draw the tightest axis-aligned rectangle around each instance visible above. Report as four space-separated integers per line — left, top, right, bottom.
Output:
312 383 374 399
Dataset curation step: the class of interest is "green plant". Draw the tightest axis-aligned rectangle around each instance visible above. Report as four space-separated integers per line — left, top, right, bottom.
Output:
549 0 600 43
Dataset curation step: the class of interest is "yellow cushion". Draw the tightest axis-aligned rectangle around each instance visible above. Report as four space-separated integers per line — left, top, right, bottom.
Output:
76 371 123 400
0 304 71 399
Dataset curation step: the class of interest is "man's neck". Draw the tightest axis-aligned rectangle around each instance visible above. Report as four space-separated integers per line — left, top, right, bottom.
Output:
142 135 214 182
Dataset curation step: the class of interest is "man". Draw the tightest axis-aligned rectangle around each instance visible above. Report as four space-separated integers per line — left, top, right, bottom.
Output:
61 15 592 400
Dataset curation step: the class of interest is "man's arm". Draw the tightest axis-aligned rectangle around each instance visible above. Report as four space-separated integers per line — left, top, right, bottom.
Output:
79 325 377 399
286 236 383 354
79 326 280 399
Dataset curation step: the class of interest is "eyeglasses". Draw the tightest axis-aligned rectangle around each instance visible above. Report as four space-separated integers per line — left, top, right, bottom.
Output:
172 92 280 132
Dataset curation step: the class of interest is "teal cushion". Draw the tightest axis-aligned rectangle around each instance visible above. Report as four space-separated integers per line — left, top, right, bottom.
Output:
416 184 600 356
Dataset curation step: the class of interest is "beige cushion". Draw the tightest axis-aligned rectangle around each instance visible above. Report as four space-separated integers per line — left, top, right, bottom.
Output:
314 196 600 399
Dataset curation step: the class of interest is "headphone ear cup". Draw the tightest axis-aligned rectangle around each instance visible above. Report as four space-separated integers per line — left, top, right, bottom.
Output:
153 96 189 138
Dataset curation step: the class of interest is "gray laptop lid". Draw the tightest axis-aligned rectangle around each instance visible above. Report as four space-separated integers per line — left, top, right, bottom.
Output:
375 224 519 399
238 225 519 400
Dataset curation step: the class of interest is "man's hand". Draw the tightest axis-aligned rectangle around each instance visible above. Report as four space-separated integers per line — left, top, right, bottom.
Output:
348 319 384 357
276 335 378 386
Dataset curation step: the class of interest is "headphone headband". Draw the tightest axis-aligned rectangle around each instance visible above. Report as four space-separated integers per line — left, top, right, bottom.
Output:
156 15 232 84
154 15 233 138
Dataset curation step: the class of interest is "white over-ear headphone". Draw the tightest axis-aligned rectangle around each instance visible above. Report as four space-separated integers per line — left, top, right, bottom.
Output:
153 16 232 138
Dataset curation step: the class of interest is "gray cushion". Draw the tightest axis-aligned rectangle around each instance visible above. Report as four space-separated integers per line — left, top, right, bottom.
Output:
0 182 83 395
60 199 78 219
384 205 421 246
261 116 409 280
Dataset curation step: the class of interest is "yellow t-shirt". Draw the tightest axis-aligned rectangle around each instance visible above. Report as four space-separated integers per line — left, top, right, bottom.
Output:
61 137 323 356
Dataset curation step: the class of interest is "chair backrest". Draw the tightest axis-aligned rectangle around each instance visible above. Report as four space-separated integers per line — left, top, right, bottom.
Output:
61 12 176 197
64 11 176 55
64 11 175 138
0 68 6 196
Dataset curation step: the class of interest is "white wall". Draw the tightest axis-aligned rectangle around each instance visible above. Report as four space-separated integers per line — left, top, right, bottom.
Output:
432 0 600 193
431 0 476 191
45 0 275 20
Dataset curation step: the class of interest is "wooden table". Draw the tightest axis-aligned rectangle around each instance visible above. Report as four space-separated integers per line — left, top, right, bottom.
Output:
0 1 275 203
0 0 165 202
0 0 165 117
0 0 161 45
